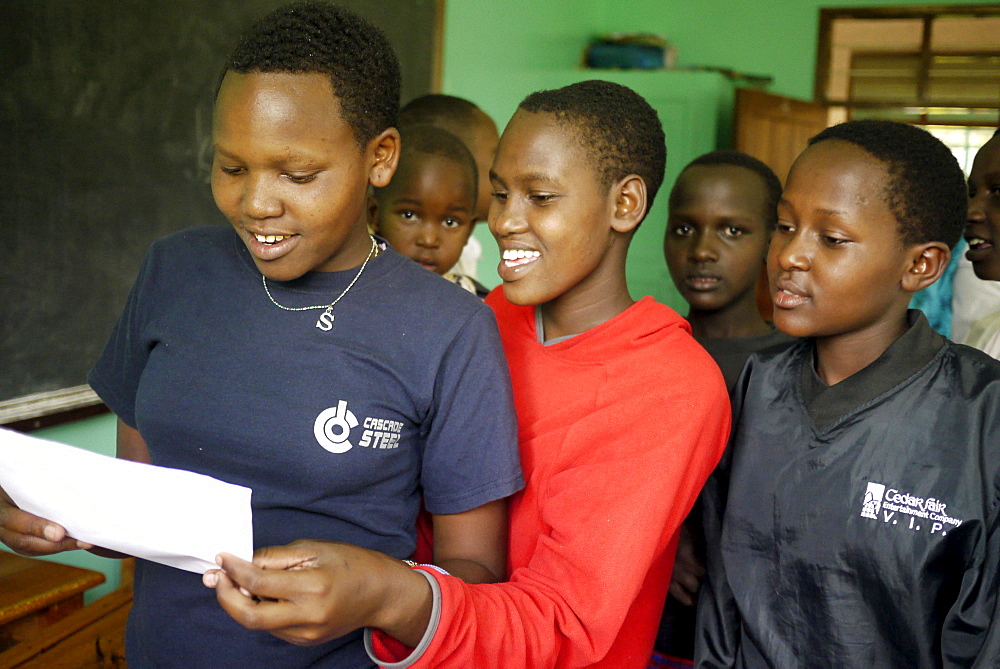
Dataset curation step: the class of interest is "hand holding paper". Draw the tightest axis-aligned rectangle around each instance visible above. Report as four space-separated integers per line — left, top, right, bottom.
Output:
0 427 253 573
0 483 91 556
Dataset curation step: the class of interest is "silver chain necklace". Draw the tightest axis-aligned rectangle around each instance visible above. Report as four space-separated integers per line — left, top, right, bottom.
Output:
262 235 378 332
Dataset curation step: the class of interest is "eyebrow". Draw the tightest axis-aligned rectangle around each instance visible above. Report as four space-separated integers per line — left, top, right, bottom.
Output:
778 199 846 218
213 145 322 167
815 207 847 217
971 170 1000 182
392 197 472 213
519 172 561 187
489 170 561 188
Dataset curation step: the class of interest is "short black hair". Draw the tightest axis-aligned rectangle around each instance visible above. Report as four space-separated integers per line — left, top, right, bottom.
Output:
674 150 783 228
518 80 666 220
374 124 477 207
808 120 966 248
223 1 400 147
399 94 486 129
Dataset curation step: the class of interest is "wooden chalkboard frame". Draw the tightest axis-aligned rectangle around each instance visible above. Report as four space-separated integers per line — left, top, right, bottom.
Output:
0 0 444 425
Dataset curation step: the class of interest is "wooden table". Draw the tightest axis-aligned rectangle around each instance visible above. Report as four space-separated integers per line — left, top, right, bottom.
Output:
0 552 105 652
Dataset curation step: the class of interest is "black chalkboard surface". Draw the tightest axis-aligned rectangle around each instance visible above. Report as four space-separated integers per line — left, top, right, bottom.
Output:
0 0 440 418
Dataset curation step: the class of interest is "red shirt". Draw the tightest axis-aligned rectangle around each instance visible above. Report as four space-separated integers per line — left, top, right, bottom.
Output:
373 293 730 668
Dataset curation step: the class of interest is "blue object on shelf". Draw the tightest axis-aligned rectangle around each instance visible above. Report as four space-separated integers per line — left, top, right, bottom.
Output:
586 43 665 70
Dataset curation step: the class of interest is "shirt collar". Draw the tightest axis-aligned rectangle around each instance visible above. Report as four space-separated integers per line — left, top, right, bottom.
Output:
801 310 946 430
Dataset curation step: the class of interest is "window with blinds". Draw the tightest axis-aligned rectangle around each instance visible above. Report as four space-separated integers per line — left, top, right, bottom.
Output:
817 8 1000 126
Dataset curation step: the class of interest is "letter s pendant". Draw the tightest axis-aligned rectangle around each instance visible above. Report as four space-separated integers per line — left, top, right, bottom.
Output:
316 310 335 331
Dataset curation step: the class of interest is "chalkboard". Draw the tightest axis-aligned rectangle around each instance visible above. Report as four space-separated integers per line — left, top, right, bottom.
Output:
0 0 441 418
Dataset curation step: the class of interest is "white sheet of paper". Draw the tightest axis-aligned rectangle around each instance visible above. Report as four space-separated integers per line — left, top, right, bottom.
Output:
0 427 253 573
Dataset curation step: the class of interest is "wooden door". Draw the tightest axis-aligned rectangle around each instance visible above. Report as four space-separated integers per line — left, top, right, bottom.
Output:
734 88 828 183
734 88 828 320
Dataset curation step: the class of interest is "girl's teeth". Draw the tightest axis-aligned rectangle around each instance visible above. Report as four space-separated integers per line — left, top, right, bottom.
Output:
502 249 540 260
255 234 288 244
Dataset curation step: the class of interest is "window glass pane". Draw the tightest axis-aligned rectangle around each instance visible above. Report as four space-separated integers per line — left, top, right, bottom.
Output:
932 17 1000 52
921 125 997 175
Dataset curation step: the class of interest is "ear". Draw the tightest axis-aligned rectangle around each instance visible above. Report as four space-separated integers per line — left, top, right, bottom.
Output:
366 193 381 233
610 174 647 234
900 241 950 293
367 127 401 189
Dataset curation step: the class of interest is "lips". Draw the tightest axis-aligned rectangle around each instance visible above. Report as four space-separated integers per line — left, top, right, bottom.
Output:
413 256 438 272
965 234 995 264
497 247 540 282
245 229 299 261
772 277 810 309
683 274 722 291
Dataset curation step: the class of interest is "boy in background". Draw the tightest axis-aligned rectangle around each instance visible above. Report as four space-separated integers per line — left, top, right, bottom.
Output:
371 124 488 297
696 121 1000 667
399 94 501 279
657 151 793 664
962 128 1000 358
206 79 731 669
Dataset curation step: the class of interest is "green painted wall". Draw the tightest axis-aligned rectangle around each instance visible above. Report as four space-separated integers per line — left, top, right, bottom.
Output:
592 0 998 101
441 0 997 296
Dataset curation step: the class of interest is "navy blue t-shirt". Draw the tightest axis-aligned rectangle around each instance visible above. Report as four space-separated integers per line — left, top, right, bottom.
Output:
89 226 522 667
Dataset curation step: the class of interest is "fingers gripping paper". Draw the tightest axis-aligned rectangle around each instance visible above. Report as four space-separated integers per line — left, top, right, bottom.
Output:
0 427 253 573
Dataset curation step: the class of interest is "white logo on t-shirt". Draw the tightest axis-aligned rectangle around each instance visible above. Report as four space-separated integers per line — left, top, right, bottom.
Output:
314 400 358 453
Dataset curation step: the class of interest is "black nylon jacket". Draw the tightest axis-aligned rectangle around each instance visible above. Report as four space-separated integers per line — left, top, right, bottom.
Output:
696 317 1000 668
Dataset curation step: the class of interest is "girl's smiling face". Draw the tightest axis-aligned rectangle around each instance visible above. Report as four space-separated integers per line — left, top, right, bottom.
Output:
487 110 623 309
966 135 1000 281
212 71 397 281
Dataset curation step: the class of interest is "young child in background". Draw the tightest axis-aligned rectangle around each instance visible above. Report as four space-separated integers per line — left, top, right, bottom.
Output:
962 128 1000 358
370 124 488 297
656 151 794 665
205 79 731 669
398 94 501 279
0 4 523 667
696 121 1000 666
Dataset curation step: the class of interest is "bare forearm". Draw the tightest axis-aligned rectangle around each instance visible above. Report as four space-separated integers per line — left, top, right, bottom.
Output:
435 557 500 584
431 499 509 585
371 558 435 646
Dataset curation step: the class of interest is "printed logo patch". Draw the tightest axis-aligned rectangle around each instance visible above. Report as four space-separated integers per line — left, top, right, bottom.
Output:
359 416 403 450
860 480 963 536
860 482 885 519
314 401 404 454
314 400 358 453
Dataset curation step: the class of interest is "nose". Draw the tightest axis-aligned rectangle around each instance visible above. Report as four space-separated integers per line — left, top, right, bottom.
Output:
415 221 440 248
968 187 986 223
489 196 528 239
691 230 718 263
770 229 809 272
241 174 282 220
